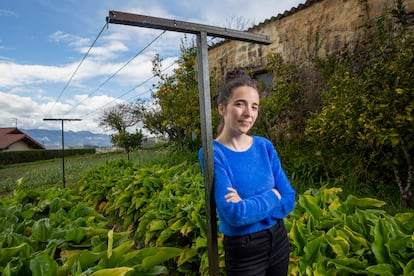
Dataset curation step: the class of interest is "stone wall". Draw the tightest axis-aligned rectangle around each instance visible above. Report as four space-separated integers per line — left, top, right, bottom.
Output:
208 0 414 83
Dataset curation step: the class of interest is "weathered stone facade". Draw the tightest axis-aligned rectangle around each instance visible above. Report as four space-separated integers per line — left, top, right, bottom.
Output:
208 0 414 83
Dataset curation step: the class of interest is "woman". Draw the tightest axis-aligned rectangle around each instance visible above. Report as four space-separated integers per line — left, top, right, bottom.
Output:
199 68 296 275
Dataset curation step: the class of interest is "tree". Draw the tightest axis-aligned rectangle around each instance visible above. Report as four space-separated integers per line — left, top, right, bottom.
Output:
111 129 144 160
306 2 414 207
99 100 146 157
100 101 145 133
144 37 201 150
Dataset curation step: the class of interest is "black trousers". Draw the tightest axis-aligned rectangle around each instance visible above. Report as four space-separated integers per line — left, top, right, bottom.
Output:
223 221 290 276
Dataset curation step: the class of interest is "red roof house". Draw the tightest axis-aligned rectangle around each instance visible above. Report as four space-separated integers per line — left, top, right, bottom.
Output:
0 128 45 151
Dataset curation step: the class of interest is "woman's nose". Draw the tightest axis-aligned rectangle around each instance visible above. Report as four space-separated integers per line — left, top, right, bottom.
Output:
243 106 253 116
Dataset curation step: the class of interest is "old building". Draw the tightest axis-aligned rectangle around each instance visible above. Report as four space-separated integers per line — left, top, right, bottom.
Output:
0 127 45 151
208 0 414 83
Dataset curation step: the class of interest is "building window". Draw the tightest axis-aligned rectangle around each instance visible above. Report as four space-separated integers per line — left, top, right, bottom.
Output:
253 70 273 96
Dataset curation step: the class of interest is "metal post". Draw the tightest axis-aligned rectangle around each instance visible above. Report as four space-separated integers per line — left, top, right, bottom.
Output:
197 31 219 275
43 118 82 188
106 11 271 274
61 120 65 188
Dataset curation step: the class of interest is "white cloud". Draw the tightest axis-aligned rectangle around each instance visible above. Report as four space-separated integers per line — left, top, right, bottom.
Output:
0 0 305 134
0 91 123 134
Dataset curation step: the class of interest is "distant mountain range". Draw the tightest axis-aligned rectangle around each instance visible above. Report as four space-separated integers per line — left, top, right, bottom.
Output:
22 129 113 149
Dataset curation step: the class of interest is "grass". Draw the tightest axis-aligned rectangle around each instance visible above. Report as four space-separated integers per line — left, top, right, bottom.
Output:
0 151 170 195
0 152 117 194
1 147 410 214
0 148 194 195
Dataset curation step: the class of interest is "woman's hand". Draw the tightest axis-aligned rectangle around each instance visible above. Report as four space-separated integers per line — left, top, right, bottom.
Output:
225 187 242 203
225 187 281 202
272 188 282 200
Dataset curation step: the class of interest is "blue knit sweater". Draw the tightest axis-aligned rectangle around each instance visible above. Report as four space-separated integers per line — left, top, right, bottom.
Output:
199 136 296 236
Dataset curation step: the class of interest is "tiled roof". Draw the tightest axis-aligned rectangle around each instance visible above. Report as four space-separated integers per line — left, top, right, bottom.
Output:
0 127 23 134
250 0 324 31
0 127 45 150
209 0 322 49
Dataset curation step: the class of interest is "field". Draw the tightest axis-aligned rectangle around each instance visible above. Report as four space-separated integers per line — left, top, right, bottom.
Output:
1 149 413 275
0 151 125 194
0 149 194 195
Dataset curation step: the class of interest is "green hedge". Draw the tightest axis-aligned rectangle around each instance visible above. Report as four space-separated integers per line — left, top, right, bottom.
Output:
0 148 96 165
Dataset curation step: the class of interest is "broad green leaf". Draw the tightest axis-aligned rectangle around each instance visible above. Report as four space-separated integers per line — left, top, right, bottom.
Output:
144 231 157 245
326 229 350 256
140 247 182 270
116 250 140 267
90 267 134 276
156 228 175 246
403 257 414 275
322 187 342 204
289 219 306 256
327 198 342 212
81 227 109 238
319 217 343 229
312 261 329 275
366 264 394 275
60 250 105 273
395 212 414 231
328 257 367 274
2 262 12 276
303 235 325 264
342 225 369 250
32 218 52 242
386 215 411 252
298 194 323 220
372 219 390 264
0 243 29 264
180 222 193 236
169 218 185 231
21 207 36 219
135 265 168 276
195 236 207 249
65 228 87 243
345 195 386 210
148 219 165 232
29 252 58 276
100 240 135 268
107 228 114 259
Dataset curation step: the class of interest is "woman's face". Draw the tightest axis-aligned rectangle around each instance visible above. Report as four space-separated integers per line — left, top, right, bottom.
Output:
218 85 259 136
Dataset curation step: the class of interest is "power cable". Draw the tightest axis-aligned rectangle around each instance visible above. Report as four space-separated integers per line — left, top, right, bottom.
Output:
82 59 178 117
64 30 167 115
46 21 108 116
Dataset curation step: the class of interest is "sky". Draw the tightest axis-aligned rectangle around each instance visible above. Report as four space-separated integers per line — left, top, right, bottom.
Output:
0 0 306 134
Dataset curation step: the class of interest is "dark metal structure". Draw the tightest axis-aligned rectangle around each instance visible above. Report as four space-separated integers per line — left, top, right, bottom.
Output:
107 11 271 275
43 118 82 188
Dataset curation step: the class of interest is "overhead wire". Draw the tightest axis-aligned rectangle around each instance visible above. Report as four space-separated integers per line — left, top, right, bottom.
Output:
64 30 167 115
82 59 178 117
81 36 217 117
53 29 215 119
46 21 108 116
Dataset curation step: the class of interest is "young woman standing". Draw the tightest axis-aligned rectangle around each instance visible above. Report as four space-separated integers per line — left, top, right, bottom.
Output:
199 68 296 275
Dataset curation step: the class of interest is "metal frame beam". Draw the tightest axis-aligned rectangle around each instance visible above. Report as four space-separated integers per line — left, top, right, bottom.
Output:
108 11 271 44
107 11 271 275
43 118 82 188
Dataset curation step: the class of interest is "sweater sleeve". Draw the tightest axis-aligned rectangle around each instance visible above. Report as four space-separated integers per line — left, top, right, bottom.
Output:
213 151 280 227
267 142 296 218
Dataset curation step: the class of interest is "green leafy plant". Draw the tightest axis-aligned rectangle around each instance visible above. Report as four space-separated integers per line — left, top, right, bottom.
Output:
287 186 414 275
0 185 181 275
79 160 223 274
305 2 414 207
